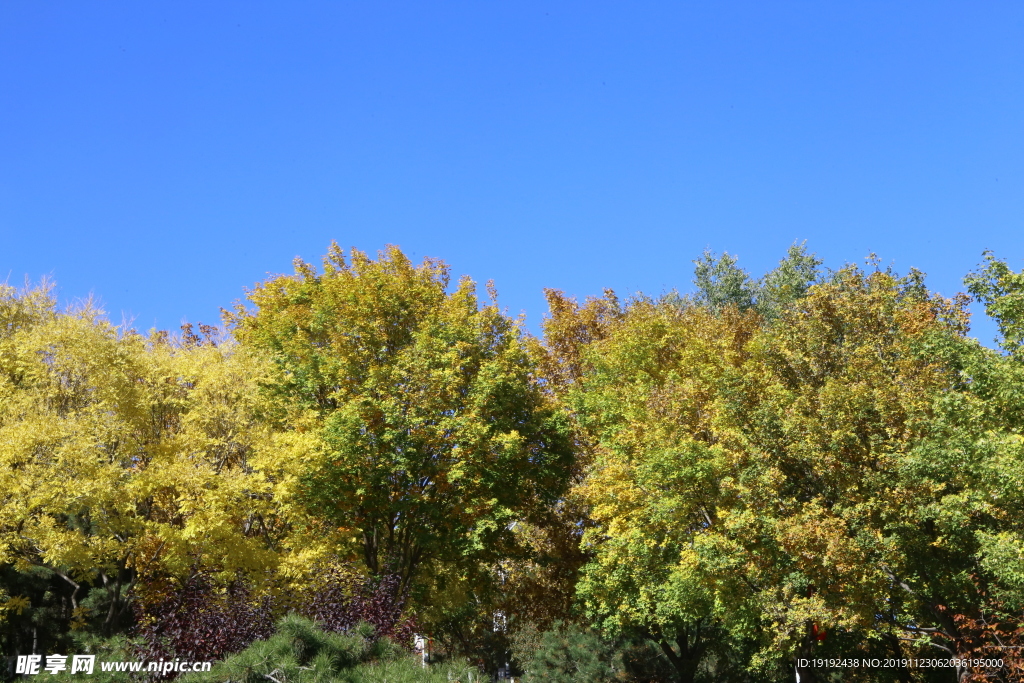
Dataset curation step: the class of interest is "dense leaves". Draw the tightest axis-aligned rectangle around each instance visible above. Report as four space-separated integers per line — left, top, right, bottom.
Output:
134 572 276 663
228 244 574 610
177 615 478 683
300 565 416 645
0 283 304 665
3 245 1024 683
520 621 626 682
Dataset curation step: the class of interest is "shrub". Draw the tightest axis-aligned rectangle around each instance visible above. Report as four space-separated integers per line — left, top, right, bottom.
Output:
133 572 276 664
179 615 478 683
519 621 627 683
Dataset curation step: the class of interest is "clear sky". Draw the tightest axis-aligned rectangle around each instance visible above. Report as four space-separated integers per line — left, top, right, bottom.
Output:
2 2 1022 344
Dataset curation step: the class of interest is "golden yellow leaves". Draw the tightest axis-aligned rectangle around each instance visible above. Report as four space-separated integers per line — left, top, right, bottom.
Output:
0 287 328 597
0 594 31 619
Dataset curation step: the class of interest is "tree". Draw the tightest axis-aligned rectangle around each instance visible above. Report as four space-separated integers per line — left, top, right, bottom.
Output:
569 294 760 682
567 257 1024 682
520 621 626 683
965 250 1024 356
692 250 756 312
692 242 822 319
713 265 978 681
0 283 294 651
228 244 574 602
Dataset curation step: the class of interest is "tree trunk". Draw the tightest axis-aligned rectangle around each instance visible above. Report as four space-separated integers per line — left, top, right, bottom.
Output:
794 626 820 683
656 626 706 683
885 634 915 683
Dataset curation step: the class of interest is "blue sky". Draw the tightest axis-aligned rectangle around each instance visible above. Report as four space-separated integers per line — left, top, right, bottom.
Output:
2 2 1022 344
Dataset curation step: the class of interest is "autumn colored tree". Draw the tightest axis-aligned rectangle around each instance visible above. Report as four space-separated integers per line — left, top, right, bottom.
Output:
569 295 760 682
228 244 574 604
489 288 623 639
714 265 980 681
564 253 1024 682
543 248 822 682
0 282 301 655
3 244 1022 683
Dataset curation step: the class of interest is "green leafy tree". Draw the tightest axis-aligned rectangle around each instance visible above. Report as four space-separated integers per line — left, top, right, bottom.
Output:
228 244 574 602
570 295 758 682
965 250 1024 356
692 242 822 319
569 256 1024 682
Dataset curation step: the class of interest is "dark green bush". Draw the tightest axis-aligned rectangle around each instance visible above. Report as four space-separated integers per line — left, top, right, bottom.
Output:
518 621 627 683
179 614 478 683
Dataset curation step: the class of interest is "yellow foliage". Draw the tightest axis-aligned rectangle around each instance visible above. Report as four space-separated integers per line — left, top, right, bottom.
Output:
571 266 980 668
0 284 327 606
0 594 31 619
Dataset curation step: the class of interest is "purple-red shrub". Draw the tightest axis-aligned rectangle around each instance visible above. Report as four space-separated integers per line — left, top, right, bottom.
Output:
133 572 276 665
133 563 416 674
299 566 417 645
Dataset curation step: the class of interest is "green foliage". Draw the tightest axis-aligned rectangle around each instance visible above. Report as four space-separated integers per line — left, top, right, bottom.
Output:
692 242 822 319
755 242 824 318
514 620 707 683
965 250 1024 356
693 249 756 312
229 243 574 610
568 261 1023 680
519 621 626 683
180 614 478 683
567 295 758 681
4 244 1024 682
